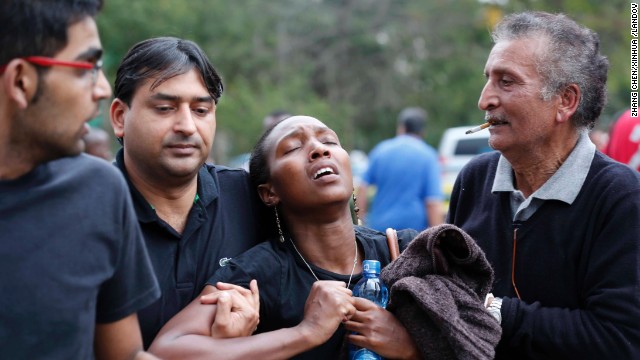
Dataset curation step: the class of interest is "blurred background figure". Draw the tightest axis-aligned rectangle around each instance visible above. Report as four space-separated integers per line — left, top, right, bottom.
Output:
262 109 291 131
349 149 369 190
357 107 444 232
83 126 113 161
588 128 609 152
230 110 291 171
604 109 640 171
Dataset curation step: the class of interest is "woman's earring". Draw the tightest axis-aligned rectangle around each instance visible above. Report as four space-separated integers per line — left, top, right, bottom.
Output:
351 190 362 225
274 207 285 243
352 191 360 215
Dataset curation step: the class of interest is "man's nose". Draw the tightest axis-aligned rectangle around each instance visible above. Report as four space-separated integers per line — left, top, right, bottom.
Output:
174 106 197 135
478 80 498 111
93 70 112 100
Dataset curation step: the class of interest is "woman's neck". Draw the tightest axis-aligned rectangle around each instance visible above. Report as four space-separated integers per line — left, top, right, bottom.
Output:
286 210 361 274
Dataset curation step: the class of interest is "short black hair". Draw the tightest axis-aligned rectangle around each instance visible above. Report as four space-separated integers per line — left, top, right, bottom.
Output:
397 107 427 135
0 0 103 65
114 37 223 106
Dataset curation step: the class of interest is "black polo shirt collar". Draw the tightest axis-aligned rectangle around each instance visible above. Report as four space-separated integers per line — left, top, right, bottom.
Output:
113 148 220 229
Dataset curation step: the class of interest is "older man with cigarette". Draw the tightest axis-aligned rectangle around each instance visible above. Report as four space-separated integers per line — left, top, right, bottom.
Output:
447 11 640 359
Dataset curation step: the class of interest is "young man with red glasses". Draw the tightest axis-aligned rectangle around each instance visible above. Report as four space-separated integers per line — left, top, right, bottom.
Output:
0 1 160 358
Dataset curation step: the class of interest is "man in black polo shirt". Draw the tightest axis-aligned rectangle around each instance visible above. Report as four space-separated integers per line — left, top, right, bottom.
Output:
109 37 268 348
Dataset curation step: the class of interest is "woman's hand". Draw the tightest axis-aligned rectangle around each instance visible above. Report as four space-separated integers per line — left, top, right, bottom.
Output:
344 297 421 360
297 281 356 346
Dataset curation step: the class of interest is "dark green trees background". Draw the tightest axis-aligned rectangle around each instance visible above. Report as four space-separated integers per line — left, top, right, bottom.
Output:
97 0 631 164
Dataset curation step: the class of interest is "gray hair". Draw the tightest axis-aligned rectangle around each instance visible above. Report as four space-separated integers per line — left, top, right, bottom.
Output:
492 11 609 129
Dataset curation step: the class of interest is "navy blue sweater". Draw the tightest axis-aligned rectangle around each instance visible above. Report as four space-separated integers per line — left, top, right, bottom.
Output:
447 151 640 359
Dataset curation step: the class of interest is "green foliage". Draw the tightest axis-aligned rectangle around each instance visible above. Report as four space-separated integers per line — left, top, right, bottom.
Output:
98 0 631 160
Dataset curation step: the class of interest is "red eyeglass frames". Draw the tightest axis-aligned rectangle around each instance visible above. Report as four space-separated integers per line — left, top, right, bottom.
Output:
0 56 102 85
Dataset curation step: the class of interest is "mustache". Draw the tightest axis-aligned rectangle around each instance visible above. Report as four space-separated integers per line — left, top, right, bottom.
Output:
484 113 507 123
163 135 202 148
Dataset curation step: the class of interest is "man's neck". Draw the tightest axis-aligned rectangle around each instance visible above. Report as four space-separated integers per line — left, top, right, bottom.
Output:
126 164 199 234
0 137 45 180
508 131 580 198
0 158 35 180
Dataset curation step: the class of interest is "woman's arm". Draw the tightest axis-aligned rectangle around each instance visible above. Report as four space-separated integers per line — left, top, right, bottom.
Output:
148 281 259 359
149 280 357 360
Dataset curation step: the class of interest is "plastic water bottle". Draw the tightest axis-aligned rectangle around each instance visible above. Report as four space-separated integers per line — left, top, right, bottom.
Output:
349 260 389 360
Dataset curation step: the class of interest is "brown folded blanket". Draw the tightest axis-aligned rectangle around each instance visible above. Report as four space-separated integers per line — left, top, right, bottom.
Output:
380 224 502 360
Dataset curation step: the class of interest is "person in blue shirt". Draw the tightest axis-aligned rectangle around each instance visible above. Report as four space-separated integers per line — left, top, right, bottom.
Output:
358 107 444 231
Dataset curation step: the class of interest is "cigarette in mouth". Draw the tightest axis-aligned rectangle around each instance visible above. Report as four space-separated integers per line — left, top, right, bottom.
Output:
465 122 490 135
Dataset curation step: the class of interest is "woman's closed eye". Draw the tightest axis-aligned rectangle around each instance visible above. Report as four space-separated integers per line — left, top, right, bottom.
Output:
282 142 302 154
320 137 340 146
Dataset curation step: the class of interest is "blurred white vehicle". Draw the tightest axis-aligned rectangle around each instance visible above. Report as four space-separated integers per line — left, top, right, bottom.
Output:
438 126 493 203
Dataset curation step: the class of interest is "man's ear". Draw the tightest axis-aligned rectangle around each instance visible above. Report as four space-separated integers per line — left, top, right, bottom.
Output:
110 98 128 140
556 84 580 124
2 60 39 109
257 183 279 207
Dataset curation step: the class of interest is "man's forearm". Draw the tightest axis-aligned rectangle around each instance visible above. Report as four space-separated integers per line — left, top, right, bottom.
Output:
426 200 444 227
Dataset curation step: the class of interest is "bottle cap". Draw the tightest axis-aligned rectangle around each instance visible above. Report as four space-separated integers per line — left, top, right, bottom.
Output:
362 260 381 274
